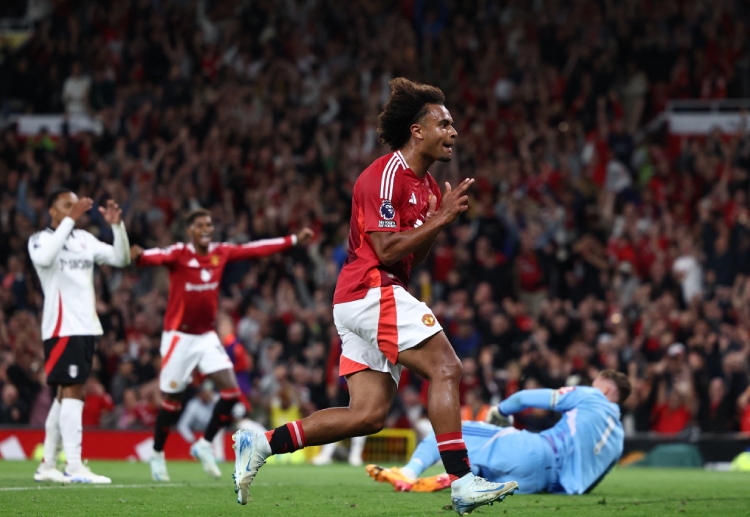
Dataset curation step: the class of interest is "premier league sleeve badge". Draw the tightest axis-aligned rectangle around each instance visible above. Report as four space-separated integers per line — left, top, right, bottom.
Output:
379 200 397 228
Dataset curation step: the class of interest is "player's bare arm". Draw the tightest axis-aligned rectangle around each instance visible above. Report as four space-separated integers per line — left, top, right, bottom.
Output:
370 178 474 266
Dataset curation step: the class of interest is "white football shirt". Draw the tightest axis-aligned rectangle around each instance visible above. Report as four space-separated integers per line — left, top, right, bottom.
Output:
28 217 131 339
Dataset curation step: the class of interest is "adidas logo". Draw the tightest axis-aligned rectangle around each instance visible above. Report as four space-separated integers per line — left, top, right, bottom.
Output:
187 258 200 267
409 192 417 204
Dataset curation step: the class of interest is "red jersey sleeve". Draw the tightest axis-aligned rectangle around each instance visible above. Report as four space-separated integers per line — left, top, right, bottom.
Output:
137 244 183 268
221 236 293 262
362 154 407 233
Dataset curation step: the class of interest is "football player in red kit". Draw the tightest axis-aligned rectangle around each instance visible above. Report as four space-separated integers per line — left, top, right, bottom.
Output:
232 78 518 515
130 208 313 481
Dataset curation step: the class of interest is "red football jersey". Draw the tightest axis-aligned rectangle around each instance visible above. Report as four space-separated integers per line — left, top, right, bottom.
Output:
333 151 442 304
138 238 293 334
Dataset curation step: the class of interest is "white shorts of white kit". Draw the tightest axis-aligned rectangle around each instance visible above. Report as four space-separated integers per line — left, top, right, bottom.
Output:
333 285 443 385
158 330 233 393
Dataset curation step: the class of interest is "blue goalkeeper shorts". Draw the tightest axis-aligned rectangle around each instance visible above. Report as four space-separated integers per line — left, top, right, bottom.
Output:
463 421 557 494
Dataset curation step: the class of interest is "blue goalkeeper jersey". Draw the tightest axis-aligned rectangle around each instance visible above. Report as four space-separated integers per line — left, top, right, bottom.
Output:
499 386 623 494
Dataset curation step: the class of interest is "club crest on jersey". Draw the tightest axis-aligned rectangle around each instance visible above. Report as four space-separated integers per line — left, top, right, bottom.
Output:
69 365 78 379
200 268 212 282
422 314 436 327
380 200 395 220
211 255 219 266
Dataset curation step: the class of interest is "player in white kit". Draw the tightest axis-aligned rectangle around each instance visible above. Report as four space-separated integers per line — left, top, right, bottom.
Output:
29 188 131 483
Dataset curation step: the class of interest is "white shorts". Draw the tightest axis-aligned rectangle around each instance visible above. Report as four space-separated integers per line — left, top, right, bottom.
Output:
333 285 442 385
158 330 233 393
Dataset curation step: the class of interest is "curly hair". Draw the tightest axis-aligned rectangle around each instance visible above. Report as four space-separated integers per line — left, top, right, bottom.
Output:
186 208 212 225
377 77 446 151
598 369 632 405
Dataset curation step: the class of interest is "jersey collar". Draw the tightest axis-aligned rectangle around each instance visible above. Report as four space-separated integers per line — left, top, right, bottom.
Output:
396 150 410 170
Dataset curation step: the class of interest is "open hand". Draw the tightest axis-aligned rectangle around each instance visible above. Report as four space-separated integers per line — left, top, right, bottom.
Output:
98 199 123 225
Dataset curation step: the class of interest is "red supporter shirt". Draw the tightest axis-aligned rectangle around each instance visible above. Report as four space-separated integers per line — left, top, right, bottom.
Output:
138 238 293 334
333 151 442 304
651 403 692 435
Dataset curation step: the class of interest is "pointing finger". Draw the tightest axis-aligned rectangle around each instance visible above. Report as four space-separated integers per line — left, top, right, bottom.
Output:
454 179 475 194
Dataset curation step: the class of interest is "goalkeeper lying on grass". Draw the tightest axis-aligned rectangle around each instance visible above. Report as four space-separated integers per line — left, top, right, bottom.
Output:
367 369 630 495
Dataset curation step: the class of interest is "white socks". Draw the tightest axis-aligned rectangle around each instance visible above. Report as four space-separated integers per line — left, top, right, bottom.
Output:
60 398 84 471
42 399 62 468
451 472 476 489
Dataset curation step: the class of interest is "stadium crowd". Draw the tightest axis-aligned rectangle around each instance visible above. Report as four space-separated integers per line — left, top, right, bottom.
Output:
1 0 750 440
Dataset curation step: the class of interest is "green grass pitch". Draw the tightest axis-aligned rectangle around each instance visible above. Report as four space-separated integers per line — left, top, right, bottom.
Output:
0 460 747 516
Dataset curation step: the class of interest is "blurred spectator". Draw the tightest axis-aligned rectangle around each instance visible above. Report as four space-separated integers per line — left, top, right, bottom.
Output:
461 388 491 422
116 385 159 429
697 377 733 433
649 346 697 435
82 377 115 427
218 312 252 396
176 380 218 445
110 356 138 405
0 383 25 424
62 61 90 116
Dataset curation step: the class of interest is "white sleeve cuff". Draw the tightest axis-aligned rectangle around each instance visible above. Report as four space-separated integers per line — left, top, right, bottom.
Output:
291 234 298 246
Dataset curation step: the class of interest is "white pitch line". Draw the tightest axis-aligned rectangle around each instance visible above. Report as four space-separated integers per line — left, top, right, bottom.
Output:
0 483 217 491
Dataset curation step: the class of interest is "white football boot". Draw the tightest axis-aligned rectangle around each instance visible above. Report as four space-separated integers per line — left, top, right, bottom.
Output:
190 437 221 478
232 429 271 505
64 464 112 484
451 474 518 515
34 463 67 482
150 450 171 481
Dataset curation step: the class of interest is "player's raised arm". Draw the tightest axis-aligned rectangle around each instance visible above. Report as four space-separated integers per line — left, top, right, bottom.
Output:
28 196 92 267
224 228 314 262
497 387 584 416
28 218 75 267
90 200 131 267
133 244 182 267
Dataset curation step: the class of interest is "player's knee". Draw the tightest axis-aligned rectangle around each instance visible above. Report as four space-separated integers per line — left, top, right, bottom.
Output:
432 356 462 385
354 408 388 435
